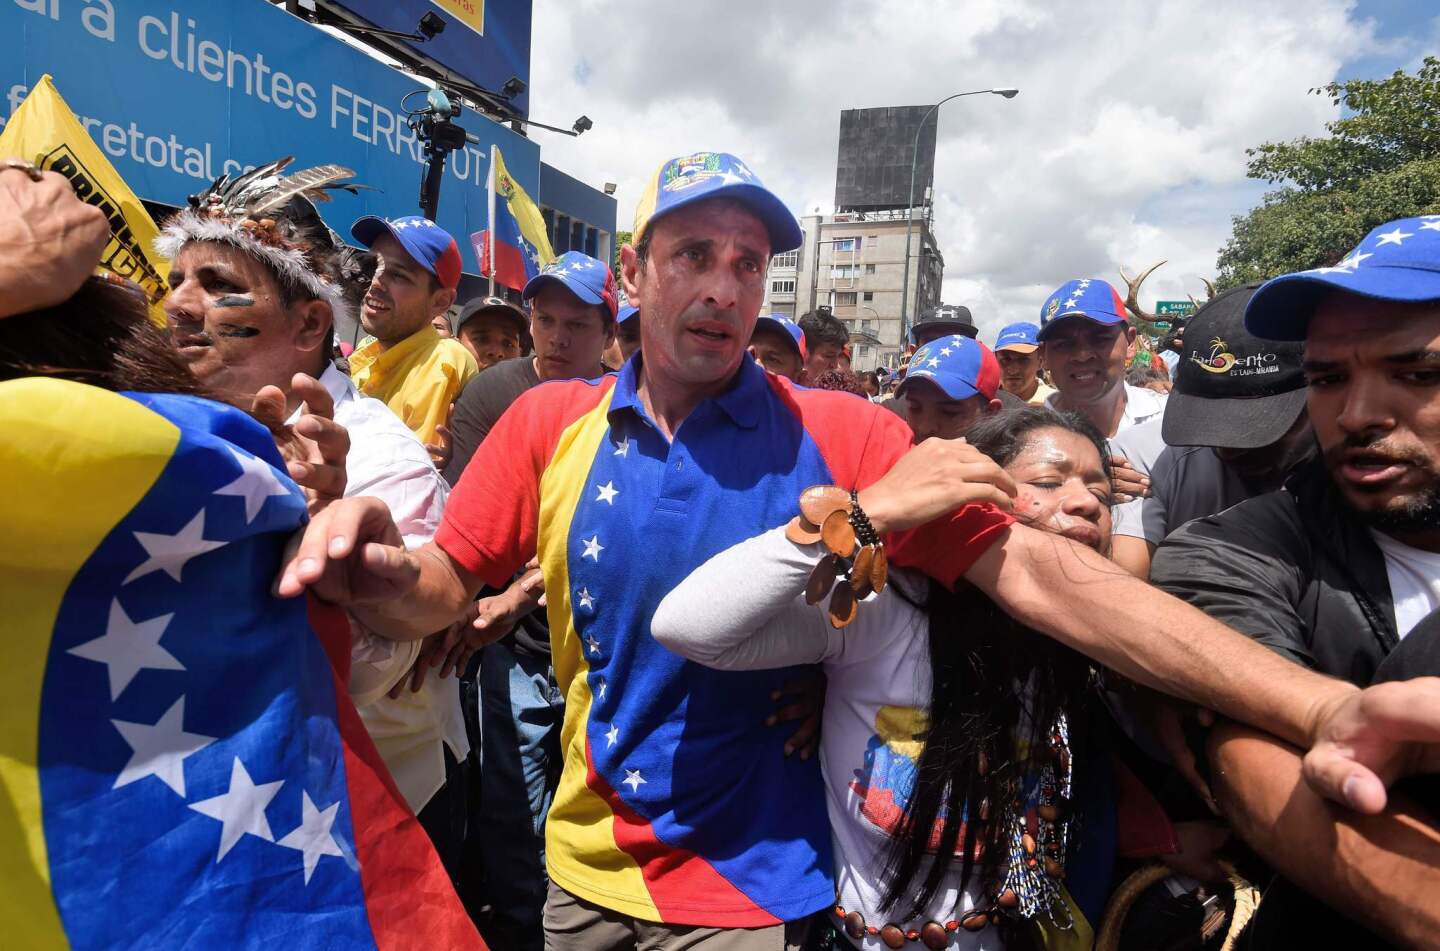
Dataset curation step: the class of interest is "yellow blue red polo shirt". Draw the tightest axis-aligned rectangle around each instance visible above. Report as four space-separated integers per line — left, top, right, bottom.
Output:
435 356 1011 926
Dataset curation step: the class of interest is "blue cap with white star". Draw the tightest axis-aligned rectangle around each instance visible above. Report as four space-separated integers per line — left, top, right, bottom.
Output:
1036 279 1129 341
632 152 803 254
897 335 1001 401
1245 216 1440 341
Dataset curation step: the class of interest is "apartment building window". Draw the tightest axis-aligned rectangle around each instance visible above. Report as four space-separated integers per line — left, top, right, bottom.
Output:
865 264 876 274
831 265 858 279
833 237 862 253
770 279 796 293
863 291 874 301
835 292 858 307
772 249 799 268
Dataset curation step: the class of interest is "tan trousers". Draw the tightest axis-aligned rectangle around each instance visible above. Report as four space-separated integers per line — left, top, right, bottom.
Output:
543 881 817 951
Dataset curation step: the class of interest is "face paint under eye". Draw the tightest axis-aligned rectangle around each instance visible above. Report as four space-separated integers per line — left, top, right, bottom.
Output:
217 325 260 338
213 294 255 308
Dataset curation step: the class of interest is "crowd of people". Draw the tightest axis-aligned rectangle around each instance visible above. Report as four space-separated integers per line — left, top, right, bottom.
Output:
4 146 1440 951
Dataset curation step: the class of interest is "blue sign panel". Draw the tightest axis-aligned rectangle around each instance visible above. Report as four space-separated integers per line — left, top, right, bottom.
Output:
1 0 540 273
324 0 532 118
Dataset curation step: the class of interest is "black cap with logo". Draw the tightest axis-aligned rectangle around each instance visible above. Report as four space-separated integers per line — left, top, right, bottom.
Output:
1162 282 1308 449
910 305 978 344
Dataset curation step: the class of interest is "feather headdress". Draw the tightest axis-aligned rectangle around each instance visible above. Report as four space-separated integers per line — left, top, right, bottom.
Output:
154 156 373 327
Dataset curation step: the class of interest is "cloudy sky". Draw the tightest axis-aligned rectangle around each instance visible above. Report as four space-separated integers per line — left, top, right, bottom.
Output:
525 0 1436 342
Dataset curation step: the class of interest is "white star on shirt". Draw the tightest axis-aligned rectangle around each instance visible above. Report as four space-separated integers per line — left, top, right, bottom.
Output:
578 587 595 610
587 635 601 656
582 536 604 561
276 791 345 884
68 599 183 700
614 439 631 458
124 511 226 585
926 358 940 368
111 696 216 797
215 446 292 524
595 481 619 505
605 724 619 748
623 769 646 793
1375 227 1413 247
190 757 285 862
1422 221 1440 232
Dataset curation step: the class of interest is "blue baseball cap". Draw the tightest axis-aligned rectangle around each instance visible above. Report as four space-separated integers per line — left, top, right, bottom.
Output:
522 251 620 321
994 321 1041 353
350 215 462 289
753 313 808 360
897 336 1001 401
1036 279 1130 340
632 152 803 254
617 304 640 326
1246 216 1440 341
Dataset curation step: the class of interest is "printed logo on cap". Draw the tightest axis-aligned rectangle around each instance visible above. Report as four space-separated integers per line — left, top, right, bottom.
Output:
1188 336 1281 378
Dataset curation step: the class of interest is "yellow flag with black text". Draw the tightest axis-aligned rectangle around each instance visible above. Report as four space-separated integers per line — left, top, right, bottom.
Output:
0 75 169 322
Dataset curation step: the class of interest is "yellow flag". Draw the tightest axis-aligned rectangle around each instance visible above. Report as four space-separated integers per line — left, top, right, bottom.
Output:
493 147 556 265
0 75 169 323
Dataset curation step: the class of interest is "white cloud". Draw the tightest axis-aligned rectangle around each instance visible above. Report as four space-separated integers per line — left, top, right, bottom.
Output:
529 0 1388 342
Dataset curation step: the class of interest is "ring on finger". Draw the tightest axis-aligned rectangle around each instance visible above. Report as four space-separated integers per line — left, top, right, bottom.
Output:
1 158 45 182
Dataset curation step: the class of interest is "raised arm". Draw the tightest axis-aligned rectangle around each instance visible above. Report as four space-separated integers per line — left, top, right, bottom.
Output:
652 526 842 670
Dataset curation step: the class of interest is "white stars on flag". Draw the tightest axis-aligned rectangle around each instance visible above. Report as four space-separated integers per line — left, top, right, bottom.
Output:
124 511 226 584
596 678 607 701
111 696 216 797
276 791 345 884
214 446 293 524
577 587 595 610
1374 227 1413 247
68 599 183 700
189 757 285 862
595 481 619 505
587 635 601 656
614 438 631 458
582 536 604 561
623 769 646 793
605 724 619 748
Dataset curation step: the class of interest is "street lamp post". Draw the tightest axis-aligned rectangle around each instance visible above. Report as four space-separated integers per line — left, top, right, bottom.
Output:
898 87 1018 343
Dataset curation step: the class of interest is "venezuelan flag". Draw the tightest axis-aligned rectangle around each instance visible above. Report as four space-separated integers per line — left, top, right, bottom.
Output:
0 377 483 950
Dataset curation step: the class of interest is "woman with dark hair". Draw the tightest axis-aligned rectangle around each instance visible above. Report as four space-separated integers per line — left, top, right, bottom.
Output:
653 405 1114 950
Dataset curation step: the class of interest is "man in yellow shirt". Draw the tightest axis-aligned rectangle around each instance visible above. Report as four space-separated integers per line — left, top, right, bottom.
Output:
348 215 478 450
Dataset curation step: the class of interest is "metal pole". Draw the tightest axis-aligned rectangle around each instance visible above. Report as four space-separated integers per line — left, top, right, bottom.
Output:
897 89 1015 342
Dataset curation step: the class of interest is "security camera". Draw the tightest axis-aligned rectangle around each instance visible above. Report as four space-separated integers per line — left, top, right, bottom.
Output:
572 115 594 135
603 182 617 195
418 12 445 39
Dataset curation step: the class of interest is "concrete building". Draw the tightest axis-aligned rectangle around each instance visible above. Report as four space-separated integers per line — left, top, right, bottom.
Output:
762 209 943 371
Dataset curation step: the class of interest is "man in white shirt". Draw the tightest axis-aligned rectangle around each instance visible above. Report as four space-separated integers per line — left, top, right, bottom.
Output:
1038 277 1166 438
158 182 466 872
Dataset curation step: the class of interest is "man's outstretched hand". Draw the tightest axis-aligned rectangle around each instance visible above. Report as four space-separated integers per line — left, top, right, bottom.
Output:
276 496 417 606
857 437 1017 535
1304 677 1440 814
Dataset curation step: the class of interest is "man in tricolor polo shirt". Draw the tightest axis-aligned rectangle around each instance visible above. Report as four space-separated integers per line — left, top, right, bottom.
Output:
281 153 1440 949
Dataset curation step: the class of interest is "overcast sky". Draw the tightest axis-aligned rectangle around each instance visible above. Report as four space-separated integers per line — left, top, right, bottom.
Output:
526 0 1437 341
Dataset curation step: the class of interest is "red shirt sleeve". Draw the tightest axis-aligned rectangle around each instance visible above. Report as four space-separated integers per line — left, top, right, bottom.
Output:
771 377 1013 588
436 378 611 588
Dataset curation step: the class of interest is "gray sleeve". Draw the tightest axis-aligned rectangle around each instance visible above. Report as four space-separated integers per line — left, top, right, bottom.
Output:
651 526 841 670
1140 451 1177 545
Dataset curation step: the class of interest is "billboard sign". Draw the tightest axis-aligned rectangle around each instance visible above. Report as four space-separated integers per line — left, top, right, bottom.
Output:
1 0 540 272
320 0 531 117
834 105 937 213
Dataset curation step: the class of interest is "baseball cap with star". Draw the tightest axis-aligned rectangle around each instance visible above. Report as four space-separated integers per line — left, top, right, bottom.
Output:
1245 215 1440 340
897 335 1000 401
1036 279 1129 340
523 250 619 321
350 215 463 290
631 151 803 254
